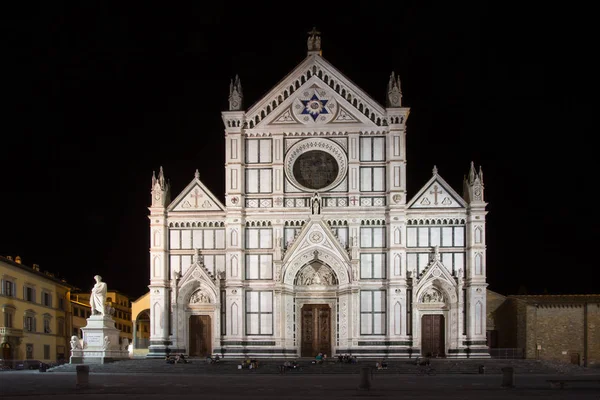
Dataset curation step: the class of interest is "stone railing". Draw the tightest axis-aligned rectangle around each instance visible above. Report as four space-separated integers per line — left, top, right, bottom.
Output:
0 327 24 337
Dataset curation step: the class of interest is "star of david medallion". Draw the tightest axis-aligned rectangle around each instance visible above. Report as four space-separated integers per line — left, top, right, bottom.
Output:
301 94 328 121
292 87 336 125
310 232 323 243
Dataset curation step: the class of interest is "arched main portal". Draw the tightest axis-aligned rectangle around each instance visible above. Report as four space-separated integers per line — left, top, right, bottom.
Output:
294 260 339 357
175 280 219 357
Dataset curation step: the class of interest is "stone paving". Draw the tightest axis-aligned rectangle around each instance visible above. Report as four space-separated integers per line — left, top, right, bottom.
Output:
1 358 599 400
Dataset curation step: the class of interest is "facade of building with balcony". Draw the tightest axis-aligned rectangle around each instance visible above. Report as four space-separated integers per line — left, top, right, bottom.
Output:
0 256 74 366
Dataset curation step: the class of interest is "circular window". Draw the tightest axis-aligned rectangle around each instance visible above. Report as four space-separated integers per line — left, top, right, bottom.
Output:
293 150 339 190
285 138 347 192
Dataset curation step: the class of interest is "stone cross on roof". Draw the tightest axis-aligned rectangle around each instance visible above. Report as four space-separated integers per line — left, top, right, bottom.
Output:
307 27 322 54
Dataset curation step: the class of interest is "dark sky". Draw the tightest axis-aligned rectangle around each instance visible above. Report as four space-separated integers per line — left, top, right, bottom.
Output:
2 3 598 299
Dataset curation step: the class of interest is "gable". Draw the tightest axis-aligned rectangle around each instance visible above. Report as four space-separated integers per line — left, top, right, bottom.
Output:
245 55 387 130
168 177 225 212
283 218 350 265
255 78 379 129
407 173 466 209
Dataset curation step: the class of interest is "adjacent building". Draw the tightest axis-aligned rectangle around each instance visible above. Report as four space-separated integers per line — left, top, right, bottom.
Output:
487 291 600 367
147 30 489 359
0 255 74 365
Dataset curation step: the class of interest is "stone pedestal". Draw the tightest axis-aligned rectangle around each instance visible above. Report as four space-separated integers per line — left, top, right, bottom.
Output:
70 315 129 364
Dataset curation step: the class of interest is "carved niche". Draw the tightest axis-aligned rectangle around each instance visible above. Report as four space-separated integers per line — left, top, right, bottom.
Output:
421 287 444 303
189 290 211 304
295 262 338 286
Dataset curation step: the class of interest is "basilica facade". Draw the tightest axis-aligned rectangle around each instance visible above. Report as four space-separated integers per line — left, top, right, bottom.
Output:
147 30 489 359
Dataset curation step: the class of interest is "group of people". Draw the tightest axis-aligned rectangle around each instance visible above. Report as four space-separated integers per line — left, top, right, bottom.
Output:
337 354 358 364
241 355 259 369
280 360 301 373
165 353 189 364
313 352 327 364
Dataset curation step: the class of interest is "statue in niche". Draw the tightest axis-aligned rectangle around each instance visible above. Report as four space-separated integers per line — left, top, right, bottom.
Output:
432 246 441 262
193 248 203 265
190 290 210 304
311 192 321 215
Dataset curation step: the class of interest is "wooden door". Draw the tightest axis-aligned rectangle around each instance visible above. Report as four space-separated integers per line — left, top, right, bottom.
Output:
189 315 211 357
1 342 10 361
301 304 331 357
421 315 445 357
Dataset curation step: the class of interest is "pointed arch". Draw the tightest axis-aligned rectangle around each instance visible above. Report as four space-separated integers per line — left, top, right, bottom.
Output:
475 301 483 335
394 228 401 244
394 301 402 335
152 302 162 334
231 229 238 247
153 230 161 247
474 227 482 244
475 253 482 275
230 255 239 278
231 302 239 335
394 254 401 276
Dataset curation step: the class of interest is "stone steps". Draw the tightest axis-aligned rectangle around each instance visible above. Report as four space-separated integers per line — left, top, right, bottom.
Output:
45 358 596 375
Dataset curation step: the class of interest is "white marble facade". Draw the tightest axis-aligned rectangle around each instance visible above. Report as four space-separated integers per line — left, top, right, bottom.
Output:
147 30 488 359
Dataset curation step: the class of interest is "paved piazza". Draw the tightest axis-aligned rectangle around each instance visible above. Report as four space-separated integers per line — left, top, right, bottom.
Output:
2 370 600 399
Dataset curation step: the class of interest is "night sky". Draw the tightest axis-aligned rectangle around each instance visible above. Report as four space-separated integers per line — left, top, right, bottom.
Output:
2 3 597 299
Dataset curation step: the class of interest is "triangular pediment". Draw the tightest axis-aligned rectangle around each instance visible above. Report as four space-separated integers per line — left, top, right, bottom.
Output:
168 176 225 212
407 173 466 209
255 78 379 129
282 217 350 265
179 260 215 288
245 54 387 130
417 259 456 285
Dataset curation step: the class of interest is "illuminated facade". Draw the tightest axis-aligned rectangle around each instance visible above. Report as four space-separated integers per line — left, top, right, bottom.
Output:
147 30 489 359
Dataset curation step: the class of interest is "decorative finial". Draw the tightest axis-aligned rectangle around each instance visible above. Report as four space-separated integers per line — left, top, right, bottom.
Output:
307 27 322 54
194 169 200 179
386 71 402 107
468 161 476 183
228 74 243 111
432 165 438 175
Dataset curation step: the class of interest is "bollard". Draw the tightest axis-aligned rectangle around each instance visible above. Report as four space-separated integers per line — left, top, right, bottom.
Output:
501 366 514 388
358 367 371 390
76 365 90 389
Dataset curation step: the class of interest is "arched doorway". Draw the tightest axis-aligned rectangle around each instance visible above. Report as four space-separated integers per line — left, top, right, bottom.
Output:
134 310 150 351
301 304 331 357
1 342 11 362
189 315 211 357
421 314 445 357
294 260 338 357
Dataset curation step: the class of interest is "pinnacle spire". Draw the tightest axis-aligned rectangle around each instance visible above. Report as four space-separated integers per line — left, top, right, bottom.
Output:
432 165 438 175
386 71 402 107
468 161 476 183
228 75 243 111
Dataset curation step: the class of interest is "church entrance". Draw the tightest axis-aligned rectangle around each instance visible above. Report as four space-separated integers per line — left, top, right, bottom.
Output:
421 314 445 357
301 304 331 357
188 315 211 357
